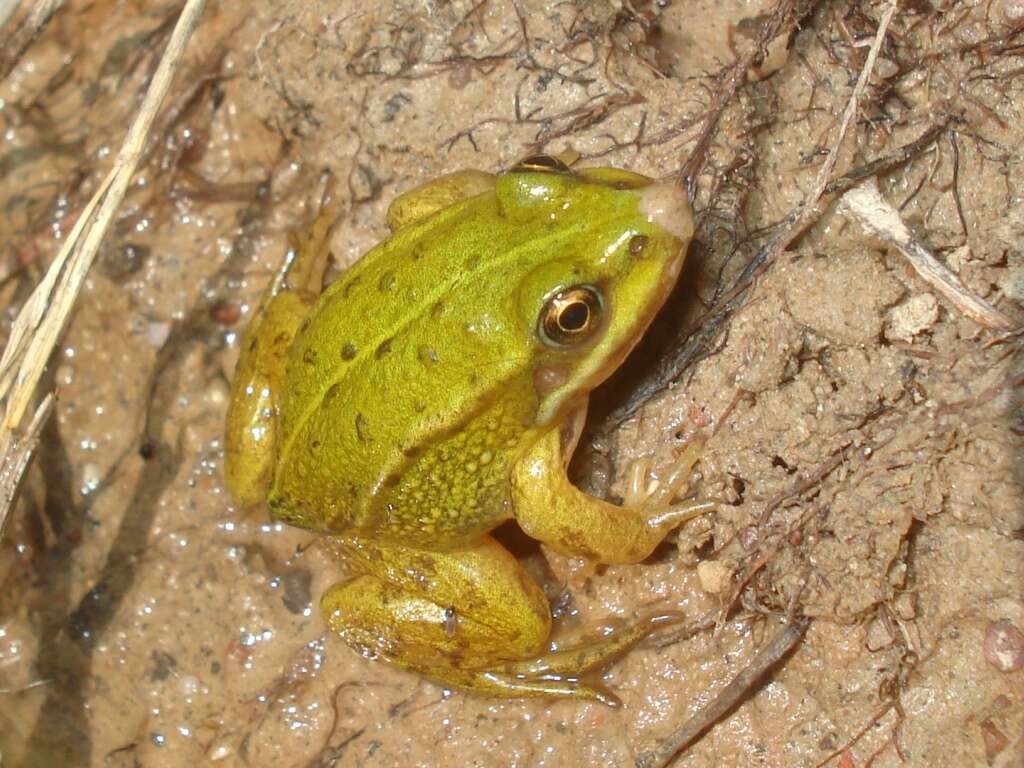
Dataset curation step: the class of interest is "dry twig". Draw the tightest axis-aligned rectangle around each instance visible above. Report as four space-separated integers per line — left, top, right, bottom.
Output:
740 0 899 284
0 0 209 538
839 177 1018 333
625 10 902 761
606 0 900 428
634 618 810 768
675 0 813 194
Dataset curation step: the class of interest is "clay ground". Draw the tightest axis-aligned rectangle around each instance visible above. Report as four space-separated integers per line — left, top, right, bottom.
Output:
1 1 1022 766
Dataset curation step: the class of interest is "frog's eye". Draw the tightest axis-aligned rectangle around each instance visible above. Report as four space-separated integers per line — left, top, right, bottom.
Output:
509 155 572 175
539 285 604 347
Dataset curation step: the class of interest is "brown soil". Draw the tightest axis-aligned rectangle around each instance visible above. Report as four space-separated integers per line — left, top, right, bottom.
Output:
1 1 1022 766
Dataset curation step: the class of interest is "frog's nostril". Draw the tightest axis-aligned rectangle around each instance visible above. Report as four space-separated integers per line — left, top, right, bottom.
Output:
638 184 693 242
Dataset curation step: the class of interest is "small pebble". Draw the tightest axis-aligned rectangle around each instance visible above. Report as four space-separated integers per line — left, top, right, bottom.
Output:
873 57 899 80
893 592 916 620
885 294 939 342
1001 0 1024 21
865 617 894 651
946 245 971 273
696 560 731 594
980 718 1010 762
210 300 241 326
738 526 759 552
147 320 172 347
983 619 1024 672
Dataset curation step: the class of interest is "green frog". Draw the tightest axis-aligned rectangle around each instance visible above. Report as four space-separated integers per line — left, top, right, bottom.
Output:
224 156 708 705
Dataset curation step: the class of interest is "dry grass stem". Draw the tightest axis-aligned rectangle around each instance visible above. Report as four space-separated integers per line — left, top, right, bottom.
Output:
785 0 897 239
0 0 22 30
0 0 208 538
0 393 51 538
840 177 1018 333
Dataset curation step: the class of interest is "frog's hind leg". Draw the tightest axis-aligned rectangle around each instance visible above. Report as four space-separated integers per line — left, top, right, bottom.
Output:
385 170 494 232
224 209 338 506
320 535 671 704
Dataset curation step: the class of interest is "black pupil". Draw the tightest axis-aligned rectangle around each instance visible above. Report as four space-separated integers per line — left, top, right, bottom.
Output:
559 301 590 332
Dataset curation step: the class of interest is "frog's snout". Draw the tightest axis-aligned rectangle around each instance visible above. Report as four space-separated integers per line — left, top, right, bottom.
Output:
637 183 693 243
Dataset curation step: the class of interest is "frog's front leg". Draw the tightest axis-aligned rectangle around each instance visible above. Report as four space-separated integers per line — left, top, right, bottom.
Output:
224 211 336 506
510 421 714 564
320 535 669 704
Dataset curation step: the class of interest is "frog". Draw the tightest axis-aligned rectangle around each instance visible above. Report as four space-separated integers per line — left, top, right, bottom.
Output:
224 155 711 705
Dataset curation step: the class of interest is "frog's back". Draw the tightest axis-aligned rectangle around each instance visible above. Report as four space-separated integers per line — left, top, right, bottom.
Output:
269 191 544 544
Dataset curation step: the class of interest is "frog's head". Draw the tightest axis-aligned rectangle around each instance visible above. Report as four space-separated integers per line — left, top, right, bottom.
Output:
496 157 693 426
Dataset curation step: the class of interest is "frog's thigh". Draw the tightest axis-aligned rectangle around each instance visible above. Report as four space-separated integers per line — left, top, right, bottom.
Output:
224 211 336 506
323 535 675 703
385 170 495 232
321 535 551 668
224 291 311 505
511 426 709 564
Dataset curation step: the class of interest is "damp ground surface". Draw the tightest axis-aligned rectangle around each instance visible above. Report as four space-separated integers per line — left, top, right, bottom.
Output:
1 1 1023 766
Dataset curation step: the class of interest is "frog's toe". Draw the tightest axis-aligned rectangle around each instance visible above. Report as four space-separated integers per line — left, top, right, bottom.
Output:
468 611 684 705
469 670 622 707
500 611 683 678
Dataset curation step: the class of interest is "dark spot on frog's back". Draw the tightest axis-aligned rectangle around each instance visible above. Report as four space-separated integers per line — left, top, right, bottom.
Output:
355 413 372 443
375 338 393 358
378 271 397 292
341 342 358 360
324 382 344 404
629 234 649 257
302 347 317 366
342 275 361 298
